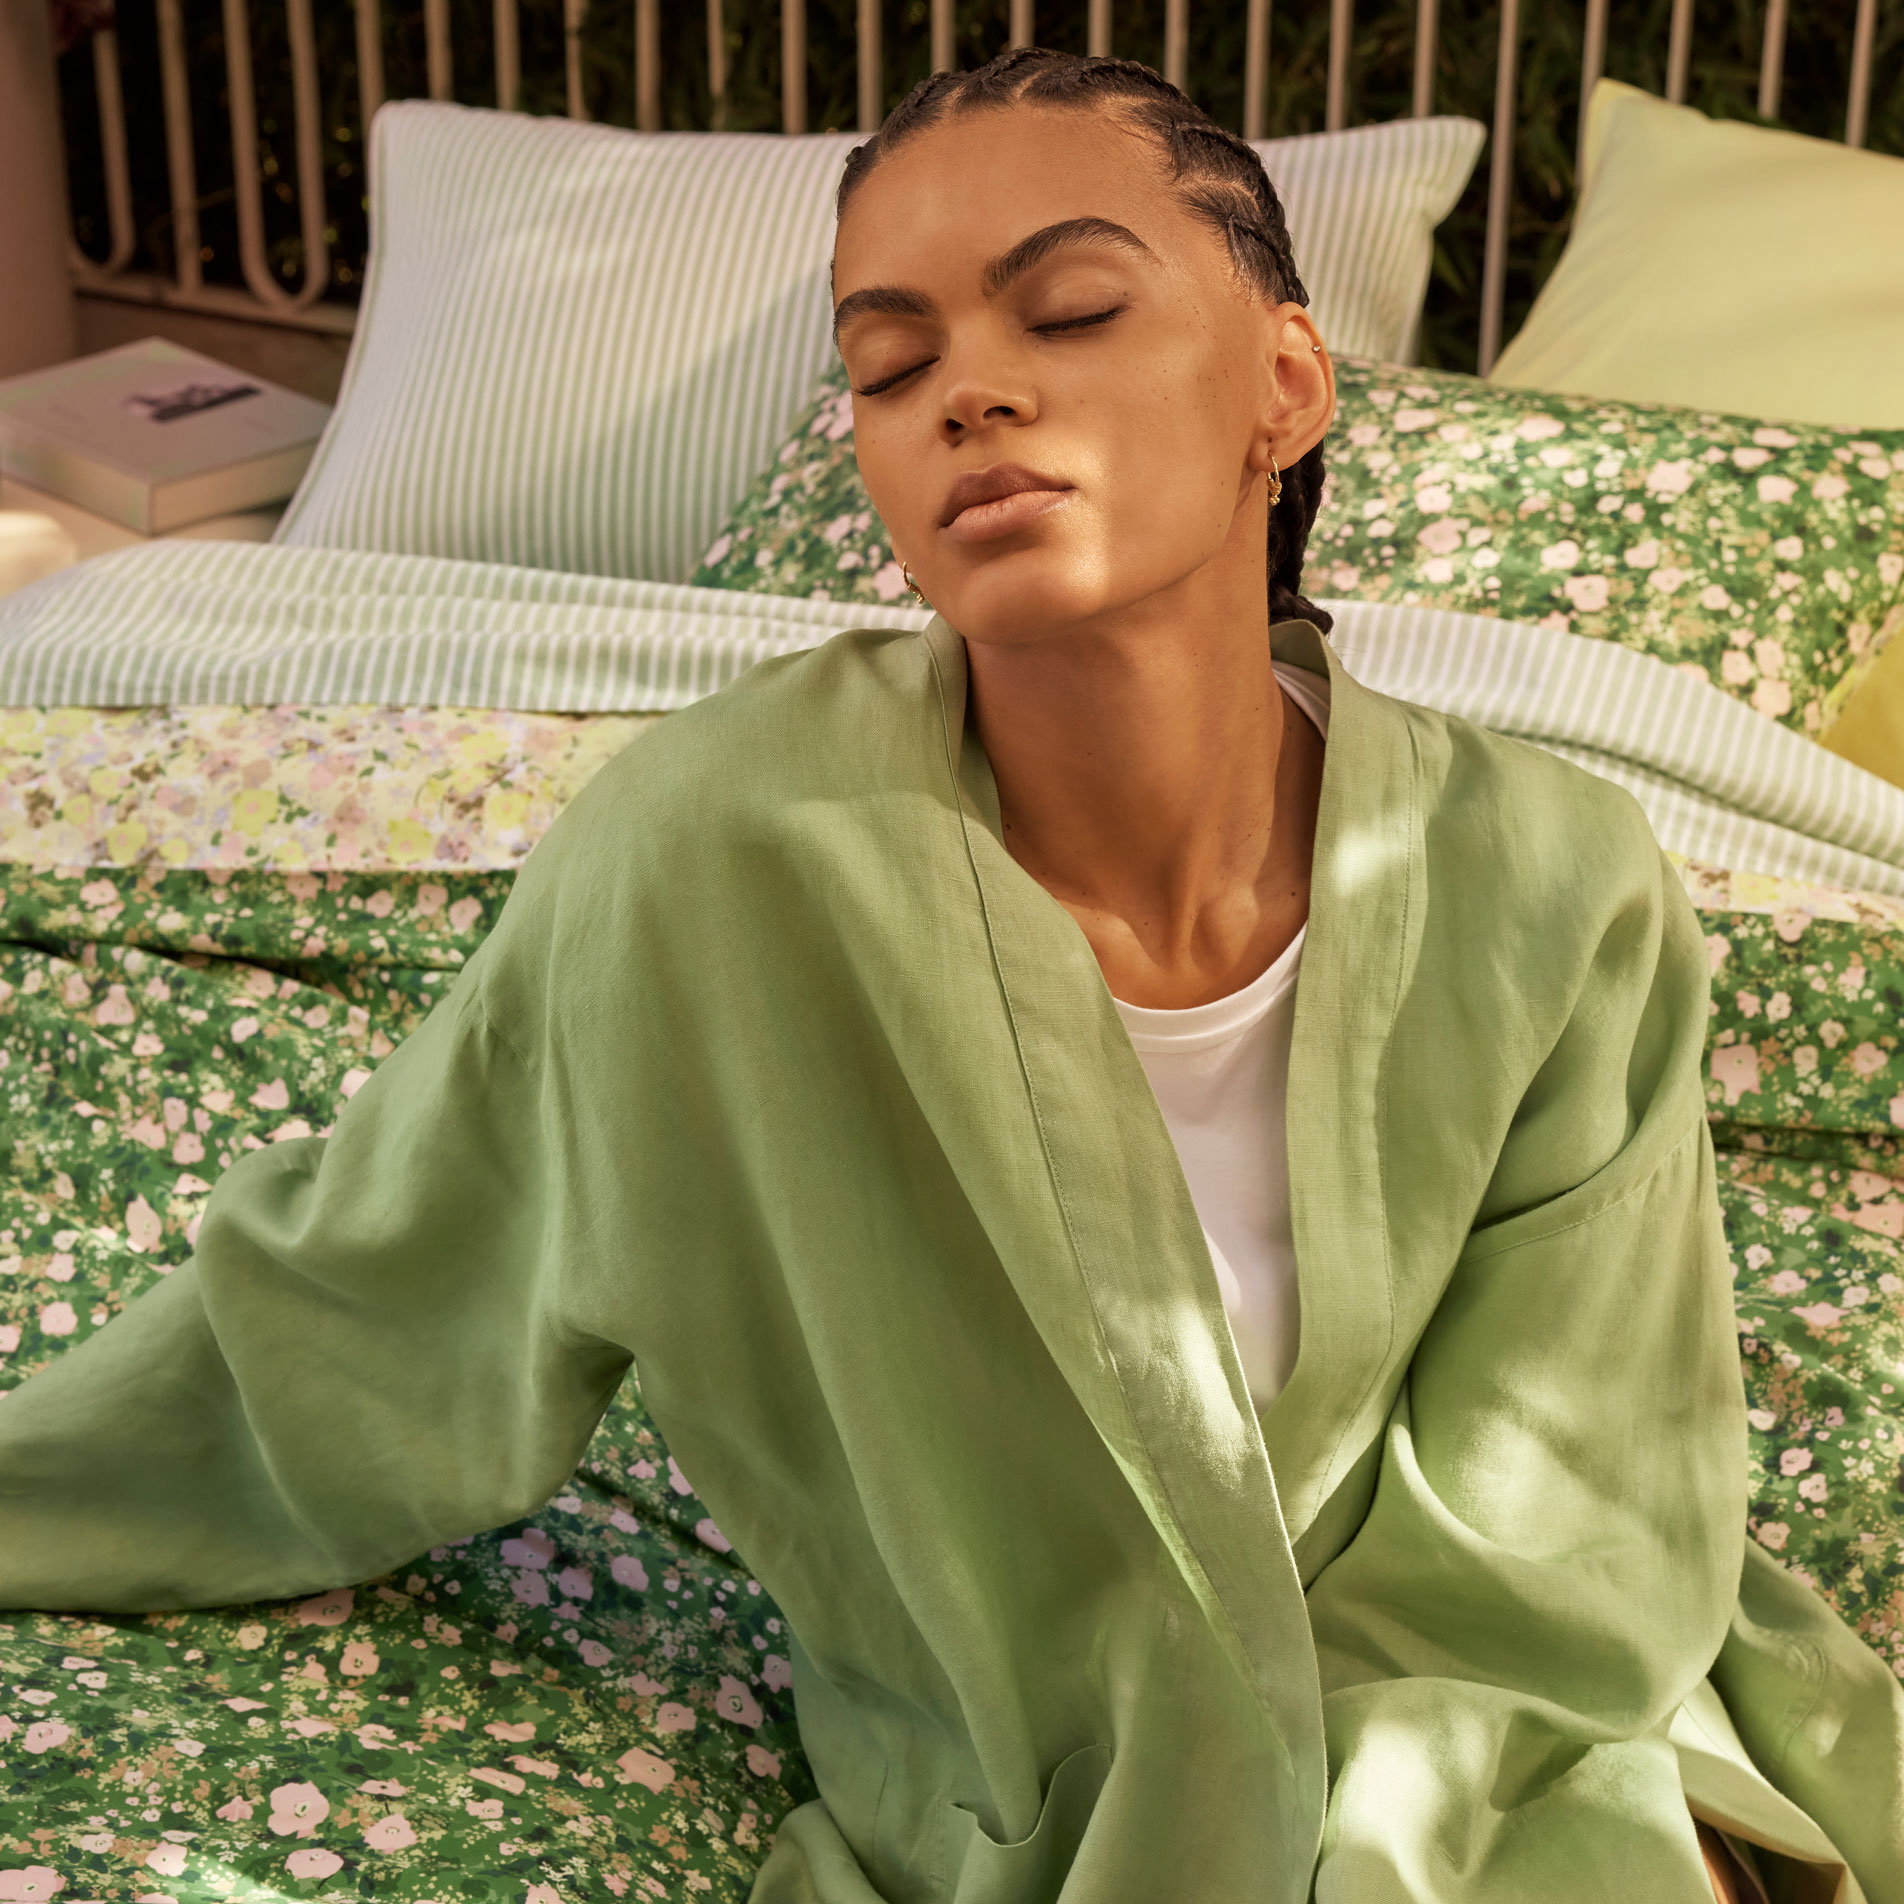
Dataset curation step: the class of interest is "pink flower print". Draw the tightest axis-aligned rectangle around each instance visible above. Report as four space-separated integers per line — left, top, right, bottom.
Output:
267 1782 330 1836
465 1798 504 1821
500 1529 554 1570
471 1767 526 1795
510 1755 559 1780
0 1869 65 1900
1755 1522 1790 1551
296 1588 353 1627
1891 1093 1904 1130
21 1719 70 1755
1644 458 1694 496
1779 1448 1813 1477
715 1676 763 1729
1710 1043 1760 1105
340 1642 379 1677
761 1654 793 1691
144 1847 187 1878
746 1744 783 1778
93 985 135 1027
655 1702 697 1734
172 1130 205 1165
1792 1303 1843 1331
527 1887 563 1904
510 1571 550 1607
448 895 483 934
1767 1270 1807 1295
554 1565 592 1602
1796 1474 1828 1503
215 1797 254 1822
613 1747 675 1792
484 1721 536 1742
284 1849 343 1880
251 1078 290 1112
363 1816 417 1851
695 1517 734 1554
36 1304 76 1339
1850 1042 1888 1078
578 1640 612 1668
0 1326 18 1354
1562 574 1609 612
609 1554 649 1591
126 1196 162 1253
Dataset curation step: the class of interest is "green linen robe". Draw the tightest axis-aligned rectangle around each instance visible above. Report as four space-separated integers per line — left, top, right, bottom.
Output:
2 621 1900 1902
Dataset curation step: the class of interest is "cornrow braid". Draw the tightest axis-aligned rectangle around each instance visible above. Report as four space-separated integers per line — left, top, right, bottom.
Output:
837 47 1332 635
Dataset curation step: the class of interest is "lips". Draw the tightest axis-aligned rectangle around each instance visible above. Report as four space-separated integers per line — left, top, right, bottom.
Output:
938 464 1074 543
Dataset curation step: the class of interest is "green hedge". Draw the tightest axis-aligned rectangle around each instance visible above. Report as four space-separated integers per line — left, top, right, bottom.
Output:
59 0 1903 371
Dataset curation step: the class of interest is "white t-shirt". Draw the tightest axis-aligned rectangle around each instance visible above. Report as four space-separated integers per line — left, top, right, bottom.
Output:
1112 664 1330 1409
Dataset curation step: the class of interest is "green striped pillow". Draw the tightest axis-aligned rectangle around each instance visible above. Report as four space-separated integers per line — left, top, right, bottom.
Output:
275 104 858 584
1254 116 1483 363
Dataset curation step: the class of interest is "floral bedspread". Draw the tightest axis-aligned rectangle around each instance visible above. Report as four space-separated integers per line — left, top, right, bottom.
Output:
2 710 1902 1900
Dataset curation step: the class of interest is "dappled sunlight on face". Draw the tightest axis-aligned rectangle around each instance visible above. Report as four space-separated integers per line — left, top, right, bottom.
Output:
832 106 1292 650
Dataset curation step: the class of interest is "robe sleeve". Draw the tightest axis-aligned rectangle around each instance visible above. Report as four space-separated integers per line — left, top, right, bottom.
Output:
0 952 632 1613
1305 847 1756 1898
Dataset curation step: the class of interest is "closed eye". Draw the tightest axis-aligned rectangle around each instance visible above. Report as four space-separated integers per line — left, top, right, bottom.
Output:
854 357 938 397
1034 304 1126 334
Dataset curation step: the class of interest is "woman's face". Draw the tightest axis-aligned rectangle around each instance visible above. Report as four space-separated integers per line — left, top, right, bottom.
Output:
832 105 1333 648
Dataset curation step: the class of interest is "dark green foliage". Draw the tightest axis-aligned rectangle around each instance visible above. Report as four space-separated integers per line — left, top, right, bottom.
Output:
58 0 1903 371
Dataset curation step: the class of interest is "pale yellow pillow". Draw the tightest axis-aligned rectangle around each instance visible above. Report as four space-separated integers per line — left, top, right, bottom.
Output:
1821 609 1904 791
1491 81 1904 430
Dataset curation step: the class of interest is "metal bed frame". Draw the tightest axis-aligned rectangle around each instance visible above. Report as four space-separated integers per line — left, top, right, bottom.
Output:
61 0 1891 372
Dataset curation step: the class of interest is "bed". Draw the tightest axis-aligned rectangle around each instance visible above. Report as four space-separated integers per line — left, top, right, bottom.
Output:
3 8 1903 1900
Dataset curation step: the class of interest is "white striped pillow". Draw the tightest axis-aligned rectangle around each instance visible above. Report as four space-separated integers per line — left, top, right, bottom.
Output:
275 104 859 584
1255 117 1484 364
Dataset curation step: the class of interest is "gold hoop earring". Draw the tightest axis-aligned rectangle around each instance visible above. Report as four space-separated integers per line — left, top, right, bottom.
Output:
1266 453 1283 508
901 562 926 605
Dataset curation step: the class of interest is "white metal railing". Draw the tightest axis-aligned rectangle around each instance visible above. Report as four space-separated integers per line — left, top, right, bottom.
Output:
64 0 1891 370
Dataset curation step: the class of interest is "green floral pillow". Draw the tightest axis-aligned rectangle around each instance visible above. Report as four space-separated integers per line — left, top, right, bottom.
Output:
691 358 1904 737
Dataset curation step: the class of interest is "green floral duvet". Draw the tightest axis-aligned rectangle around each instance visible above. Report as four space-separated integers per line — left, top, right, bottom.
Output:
2 847 1902 1898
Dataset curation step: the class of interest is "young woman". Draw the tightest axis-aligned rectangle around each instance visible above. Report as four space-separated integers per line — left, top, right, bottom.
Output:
2 49 1898 1904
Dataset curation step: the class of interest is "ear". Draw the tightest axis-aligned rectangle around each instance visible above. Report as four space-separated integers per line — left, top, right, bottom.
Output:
1245 303 1335 475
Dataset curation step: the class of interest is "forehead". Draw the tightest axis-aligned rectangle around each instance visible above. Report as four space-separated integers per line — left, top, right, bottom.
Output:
833 106 1195 285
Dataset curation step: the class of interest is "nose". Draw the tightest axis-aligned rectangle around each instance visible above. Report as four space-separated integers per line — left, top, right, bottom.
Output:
939 341 1038 443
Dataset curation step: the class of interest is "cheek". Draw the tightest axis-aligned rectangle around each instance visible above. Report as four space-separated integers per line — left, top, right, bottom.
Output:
849 408 933 555
1081 349 1251 550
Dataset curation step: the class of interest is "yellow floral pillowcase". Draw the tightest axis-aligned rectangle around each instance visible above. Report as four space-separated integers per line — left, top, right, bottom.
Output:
0 705 657 873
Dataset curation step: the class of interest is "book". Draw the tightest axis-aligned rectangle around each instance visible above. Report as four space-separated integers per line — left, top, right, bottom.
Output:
0 337 333 534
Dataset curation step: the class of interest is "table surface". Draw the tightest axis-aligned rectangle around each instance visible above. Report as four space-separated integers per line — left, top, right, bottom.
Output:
0 476 284 599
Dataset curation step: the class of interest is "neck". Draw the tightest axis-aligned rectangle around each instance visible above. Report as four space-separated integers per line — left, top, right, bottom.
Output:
965 571 1322 1010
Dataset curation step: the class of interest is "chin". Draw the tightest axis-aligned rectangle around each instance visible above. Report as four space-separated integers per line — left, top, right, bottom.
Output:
927 548 1125 649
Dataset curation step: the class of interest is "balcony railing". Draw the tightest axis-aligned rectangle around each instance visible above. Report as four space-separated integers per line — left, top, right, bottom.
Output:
61 0 1895 369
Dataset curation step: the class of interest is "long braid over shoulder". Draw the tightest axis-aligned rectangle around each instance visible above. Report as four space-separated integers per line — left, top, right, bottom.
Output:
837 47 1332 634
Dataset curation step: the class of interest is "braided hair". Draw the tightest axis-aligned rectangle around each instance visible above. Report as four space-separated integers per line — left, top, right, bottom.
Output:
838 47 1332 634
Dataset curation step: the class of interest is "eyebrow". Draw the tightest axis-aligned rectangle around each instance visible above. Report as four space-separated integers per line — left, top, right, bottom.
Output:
832 217 1156 344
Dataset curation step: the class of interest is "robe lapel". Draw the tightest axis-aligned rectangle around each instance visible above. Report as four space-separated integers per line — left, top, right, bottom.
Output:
1259 623 1427 1573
